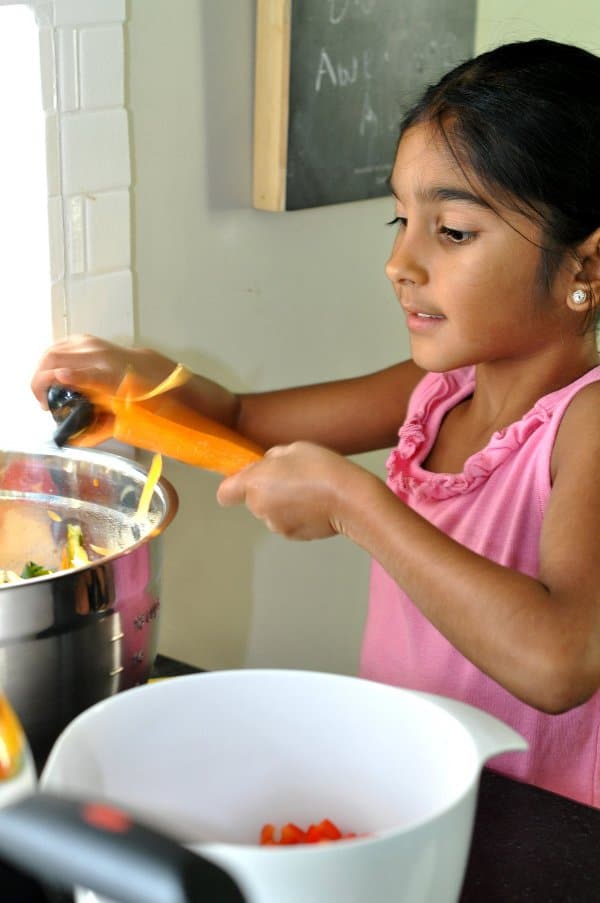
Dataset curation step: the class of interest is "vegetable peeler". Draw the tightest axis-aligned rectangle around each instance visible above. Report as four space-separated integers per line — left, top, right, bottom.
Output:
47 385 95 447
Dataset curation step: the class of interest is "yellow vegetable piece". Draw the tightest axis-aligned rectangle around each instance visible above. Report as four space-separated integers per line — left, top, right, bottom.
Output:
135 452 163 522
66 523 89 569
89 544 112 558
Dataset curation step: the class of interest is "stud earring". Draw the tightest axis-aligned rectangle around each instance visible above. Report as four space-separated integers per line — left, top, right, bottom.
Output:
571 288 588 305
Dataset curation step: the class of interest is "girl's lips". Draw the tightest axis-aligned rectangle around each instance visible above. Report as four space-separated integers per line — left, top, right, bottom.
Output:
405 311 445 332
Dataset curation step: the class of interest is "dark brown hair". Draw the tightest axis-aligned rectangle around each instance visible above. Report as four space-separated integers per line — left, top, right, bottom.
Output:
399 39 600 315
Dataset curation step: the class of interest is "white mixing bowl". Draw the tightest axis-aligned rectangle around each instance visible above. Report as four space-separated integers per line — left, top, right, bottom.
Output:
40 669 527 903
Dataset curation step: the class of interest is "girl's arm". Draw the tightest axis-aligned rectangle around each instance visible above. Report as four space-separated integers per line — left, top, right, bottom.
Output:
31 334 425 455
218 382 600 715
237 362 425 453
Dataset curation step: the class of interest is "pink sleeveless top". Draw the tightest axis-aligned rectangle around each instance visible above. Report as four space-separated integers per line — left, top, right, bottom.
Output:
360 365 600 806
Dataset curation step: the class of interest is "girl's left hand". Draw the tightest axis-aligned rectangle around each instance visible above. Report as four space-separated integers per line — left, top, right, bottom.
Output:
216 441 365 540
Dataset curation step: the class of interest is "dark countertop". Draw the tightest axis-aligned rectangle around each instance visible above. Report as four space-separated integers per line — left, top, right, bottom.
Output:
461 770 600 902
2 654 600 902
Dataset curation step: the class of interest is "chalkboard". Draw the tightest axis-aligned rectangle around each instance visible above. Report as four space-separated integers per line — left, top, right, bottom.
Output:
253 0 476 211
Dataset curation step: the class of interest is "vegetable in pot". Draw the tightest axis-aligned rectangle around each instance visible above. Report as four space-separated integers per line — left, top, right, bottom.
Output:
20 562 52 579
1 524 91 585
62 523 89 570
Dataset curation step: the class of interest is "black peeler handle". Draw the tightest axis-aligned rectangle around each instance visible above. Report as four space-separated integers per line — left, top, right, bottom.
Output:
47 385 95 447
0 793 246 903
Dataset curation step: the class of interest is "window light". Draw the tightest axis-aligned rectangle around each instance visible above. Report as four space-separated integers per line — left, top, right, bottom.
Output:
0 3 53 446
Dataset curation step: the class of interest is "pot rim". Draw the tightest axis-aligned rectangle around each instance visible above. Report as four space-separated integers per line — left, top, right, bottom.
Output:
0 443 179 584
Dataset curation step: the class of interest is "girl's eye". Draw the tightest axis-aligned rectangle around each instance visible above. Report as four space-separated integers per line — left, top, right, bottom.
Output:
386 216 407 228
440 225 475 244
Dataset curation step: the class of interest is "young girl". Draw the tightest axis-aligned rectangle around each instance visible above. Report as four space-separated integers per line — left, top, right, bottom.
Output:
32 39 600 807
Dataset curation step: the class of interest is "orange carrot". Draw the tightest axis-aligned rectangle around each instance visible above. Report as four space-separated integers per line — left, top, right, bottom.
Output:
109 400 262 475
69 366 264 475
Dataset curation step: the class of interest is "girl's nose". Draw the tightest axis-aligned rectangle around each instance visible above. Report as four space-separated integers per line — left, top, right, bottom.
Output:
385 234 427 287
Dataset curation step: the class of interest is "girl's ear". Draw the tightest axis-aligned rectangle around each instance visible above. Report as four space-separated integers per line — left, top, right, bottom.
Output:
567 228 600 312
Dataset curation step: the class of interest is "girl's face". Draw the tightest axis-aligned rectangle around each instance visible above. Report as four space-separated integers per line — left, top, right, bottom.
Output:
386 122 572 372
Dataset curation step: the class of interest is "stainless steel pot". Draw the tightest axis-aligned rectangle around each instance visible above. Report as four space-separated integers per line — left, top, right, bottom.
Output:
0 445 178 768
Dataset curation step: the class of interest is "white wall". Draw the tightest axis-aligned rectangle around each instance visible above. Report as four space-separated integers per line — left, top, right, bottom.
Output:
475 0 600 52
127 0 407 673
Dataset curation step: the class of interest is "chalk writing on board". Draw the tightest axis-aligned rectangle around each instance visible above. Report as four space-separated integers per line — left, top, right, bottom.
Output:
285 0 476 210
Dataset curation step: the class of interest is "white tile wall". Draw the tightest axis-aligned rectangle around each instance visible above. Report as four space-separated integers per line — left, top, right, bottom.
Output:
50 279 67 337
79 26 124 109
85 190 130 273
44 110 60 194
56 26 79 111
34 0 133 343
47 194 64 282
65 194 85 274
53 0 125 27
67 270 133 337
61 110 130 193
37 24 55 110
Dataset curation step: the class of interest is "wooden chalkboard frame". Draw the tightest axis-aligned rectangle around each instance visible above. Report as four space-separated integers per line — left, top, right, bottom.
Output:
253 0 476 213
253 0 292 212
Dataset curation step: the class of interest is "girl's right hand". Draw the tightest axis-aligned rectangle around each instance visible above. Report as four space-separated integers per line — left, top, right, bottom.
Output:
30 334 181 447
30 334 178 410
217 440 380 542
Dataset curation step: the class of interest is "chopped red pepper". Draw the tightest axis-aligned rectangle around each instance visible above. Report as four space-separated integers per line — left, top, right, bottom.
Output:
260 824 276 846
281 823 305 844
314 818 342 841
304 824 323 844
259 818 357 846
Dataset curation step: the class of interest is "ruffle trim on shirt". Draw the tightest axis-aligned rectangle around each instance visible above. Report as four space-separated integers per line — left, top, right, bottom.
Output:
386 369 553 500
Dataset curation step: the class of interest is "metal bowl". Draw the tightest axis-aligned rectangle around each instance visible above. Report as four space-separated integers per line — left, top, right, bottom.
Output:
0 445 178 768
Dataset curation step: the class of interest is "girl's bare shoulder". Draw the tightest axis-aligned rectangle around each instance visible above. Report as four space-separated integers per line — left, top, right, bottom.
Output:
551 377 600 475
